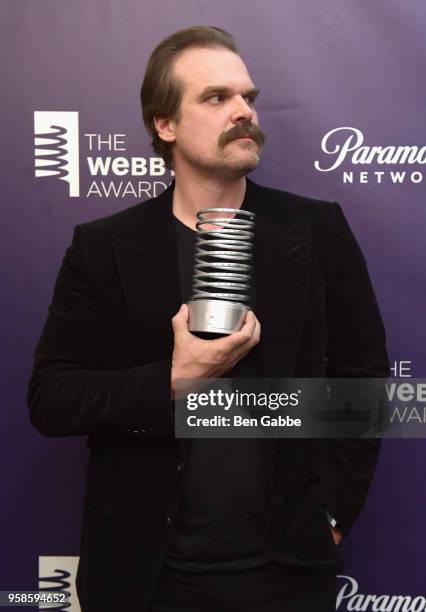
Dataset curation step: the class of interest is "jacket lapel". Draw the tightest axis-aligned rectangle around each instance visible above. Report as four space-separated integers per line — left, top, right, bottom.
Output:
244 180 311 376
112 183 181 363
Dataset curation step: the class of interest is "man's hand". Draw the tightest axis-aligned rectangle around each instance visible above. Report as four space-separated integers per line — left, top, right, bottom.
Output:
331 527 343 545
170 303 261 394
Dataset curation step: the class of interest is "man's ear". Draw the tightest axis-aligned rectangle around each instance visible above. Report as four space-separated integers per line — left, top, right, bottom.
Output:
154 117 176 143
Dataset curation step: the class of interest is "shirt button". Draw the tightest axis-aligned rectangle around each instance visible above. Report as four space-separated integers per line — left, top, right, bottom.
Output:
177 461 184 472
165 515 173 527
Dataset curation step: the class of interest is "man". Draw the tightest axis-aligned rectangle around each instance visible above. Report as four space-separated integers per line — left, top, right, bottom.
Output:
28 26 389 612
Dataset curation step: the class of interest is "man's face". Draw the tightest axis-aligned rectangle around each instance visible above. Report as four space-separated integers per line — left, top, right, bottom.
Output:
162 46 265 179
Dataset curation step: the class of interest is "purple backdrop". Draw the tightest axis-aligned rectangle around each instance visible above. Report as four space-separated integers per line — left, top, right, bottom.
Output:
2 1 426 608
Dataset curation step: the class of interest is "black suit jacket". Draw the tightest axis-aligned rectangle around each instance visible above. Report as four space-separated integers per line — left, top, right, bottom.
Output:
28 178 389 612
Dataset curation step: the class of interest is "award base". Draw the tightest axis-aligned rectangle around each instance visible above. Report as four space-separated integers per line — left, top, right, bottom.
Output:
188 299 249 336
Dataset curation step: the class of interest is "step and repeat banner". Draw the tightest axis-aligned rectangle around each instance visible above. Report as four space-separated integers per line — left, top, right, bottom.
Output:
1 1 425 609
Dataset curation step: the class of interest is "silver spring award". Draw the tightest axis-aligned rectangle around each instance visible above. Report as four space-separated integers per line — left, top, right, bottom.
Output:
188 208 256 336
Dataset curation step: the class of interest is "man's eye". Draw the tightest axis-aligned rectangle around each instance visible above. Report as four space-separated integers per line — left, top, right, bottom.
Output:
209 95 225 104
244 95 256 106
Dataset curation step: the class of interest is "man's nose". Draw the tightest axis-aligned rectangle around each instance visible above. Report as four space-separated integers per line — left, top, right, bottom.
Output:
231 95 254 123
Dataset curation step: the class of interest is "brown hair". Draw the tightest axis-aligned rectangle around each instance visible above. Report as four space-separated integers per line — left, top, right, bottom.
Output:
140 26 239 169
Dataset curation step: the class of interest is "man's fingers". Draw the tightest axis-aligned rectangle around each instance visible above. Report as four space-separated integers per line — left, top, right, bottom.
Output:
213 311 259 350
233 311 258 344
242 309 255 328
253 317 261 344
172 303 189 335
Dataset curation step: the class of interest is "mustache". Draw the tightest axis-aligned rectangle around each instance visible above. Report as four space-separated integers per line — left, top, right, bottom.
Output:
218 121 266 148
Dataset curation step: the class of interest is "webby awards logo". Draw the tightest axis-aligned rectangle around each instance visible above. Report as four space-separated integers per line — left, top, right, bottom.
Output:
315 127 425 185
34 111 80 197
33 110 173 200
38 556 79 610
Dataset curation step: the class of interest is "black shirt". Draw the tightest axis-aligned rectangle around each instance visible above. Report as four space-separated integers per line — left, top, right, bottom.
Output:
165 215 272 572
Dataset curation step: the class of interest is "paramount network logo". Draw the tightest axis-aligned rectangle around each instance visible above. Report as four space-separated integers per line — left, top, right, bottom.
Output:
337 575 426 611
314 126 425 186
34 111 80 197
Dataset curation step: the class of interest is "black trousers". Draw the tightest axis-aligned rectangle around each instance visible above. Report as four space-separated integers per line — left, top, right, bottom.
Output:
148 562 337 611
